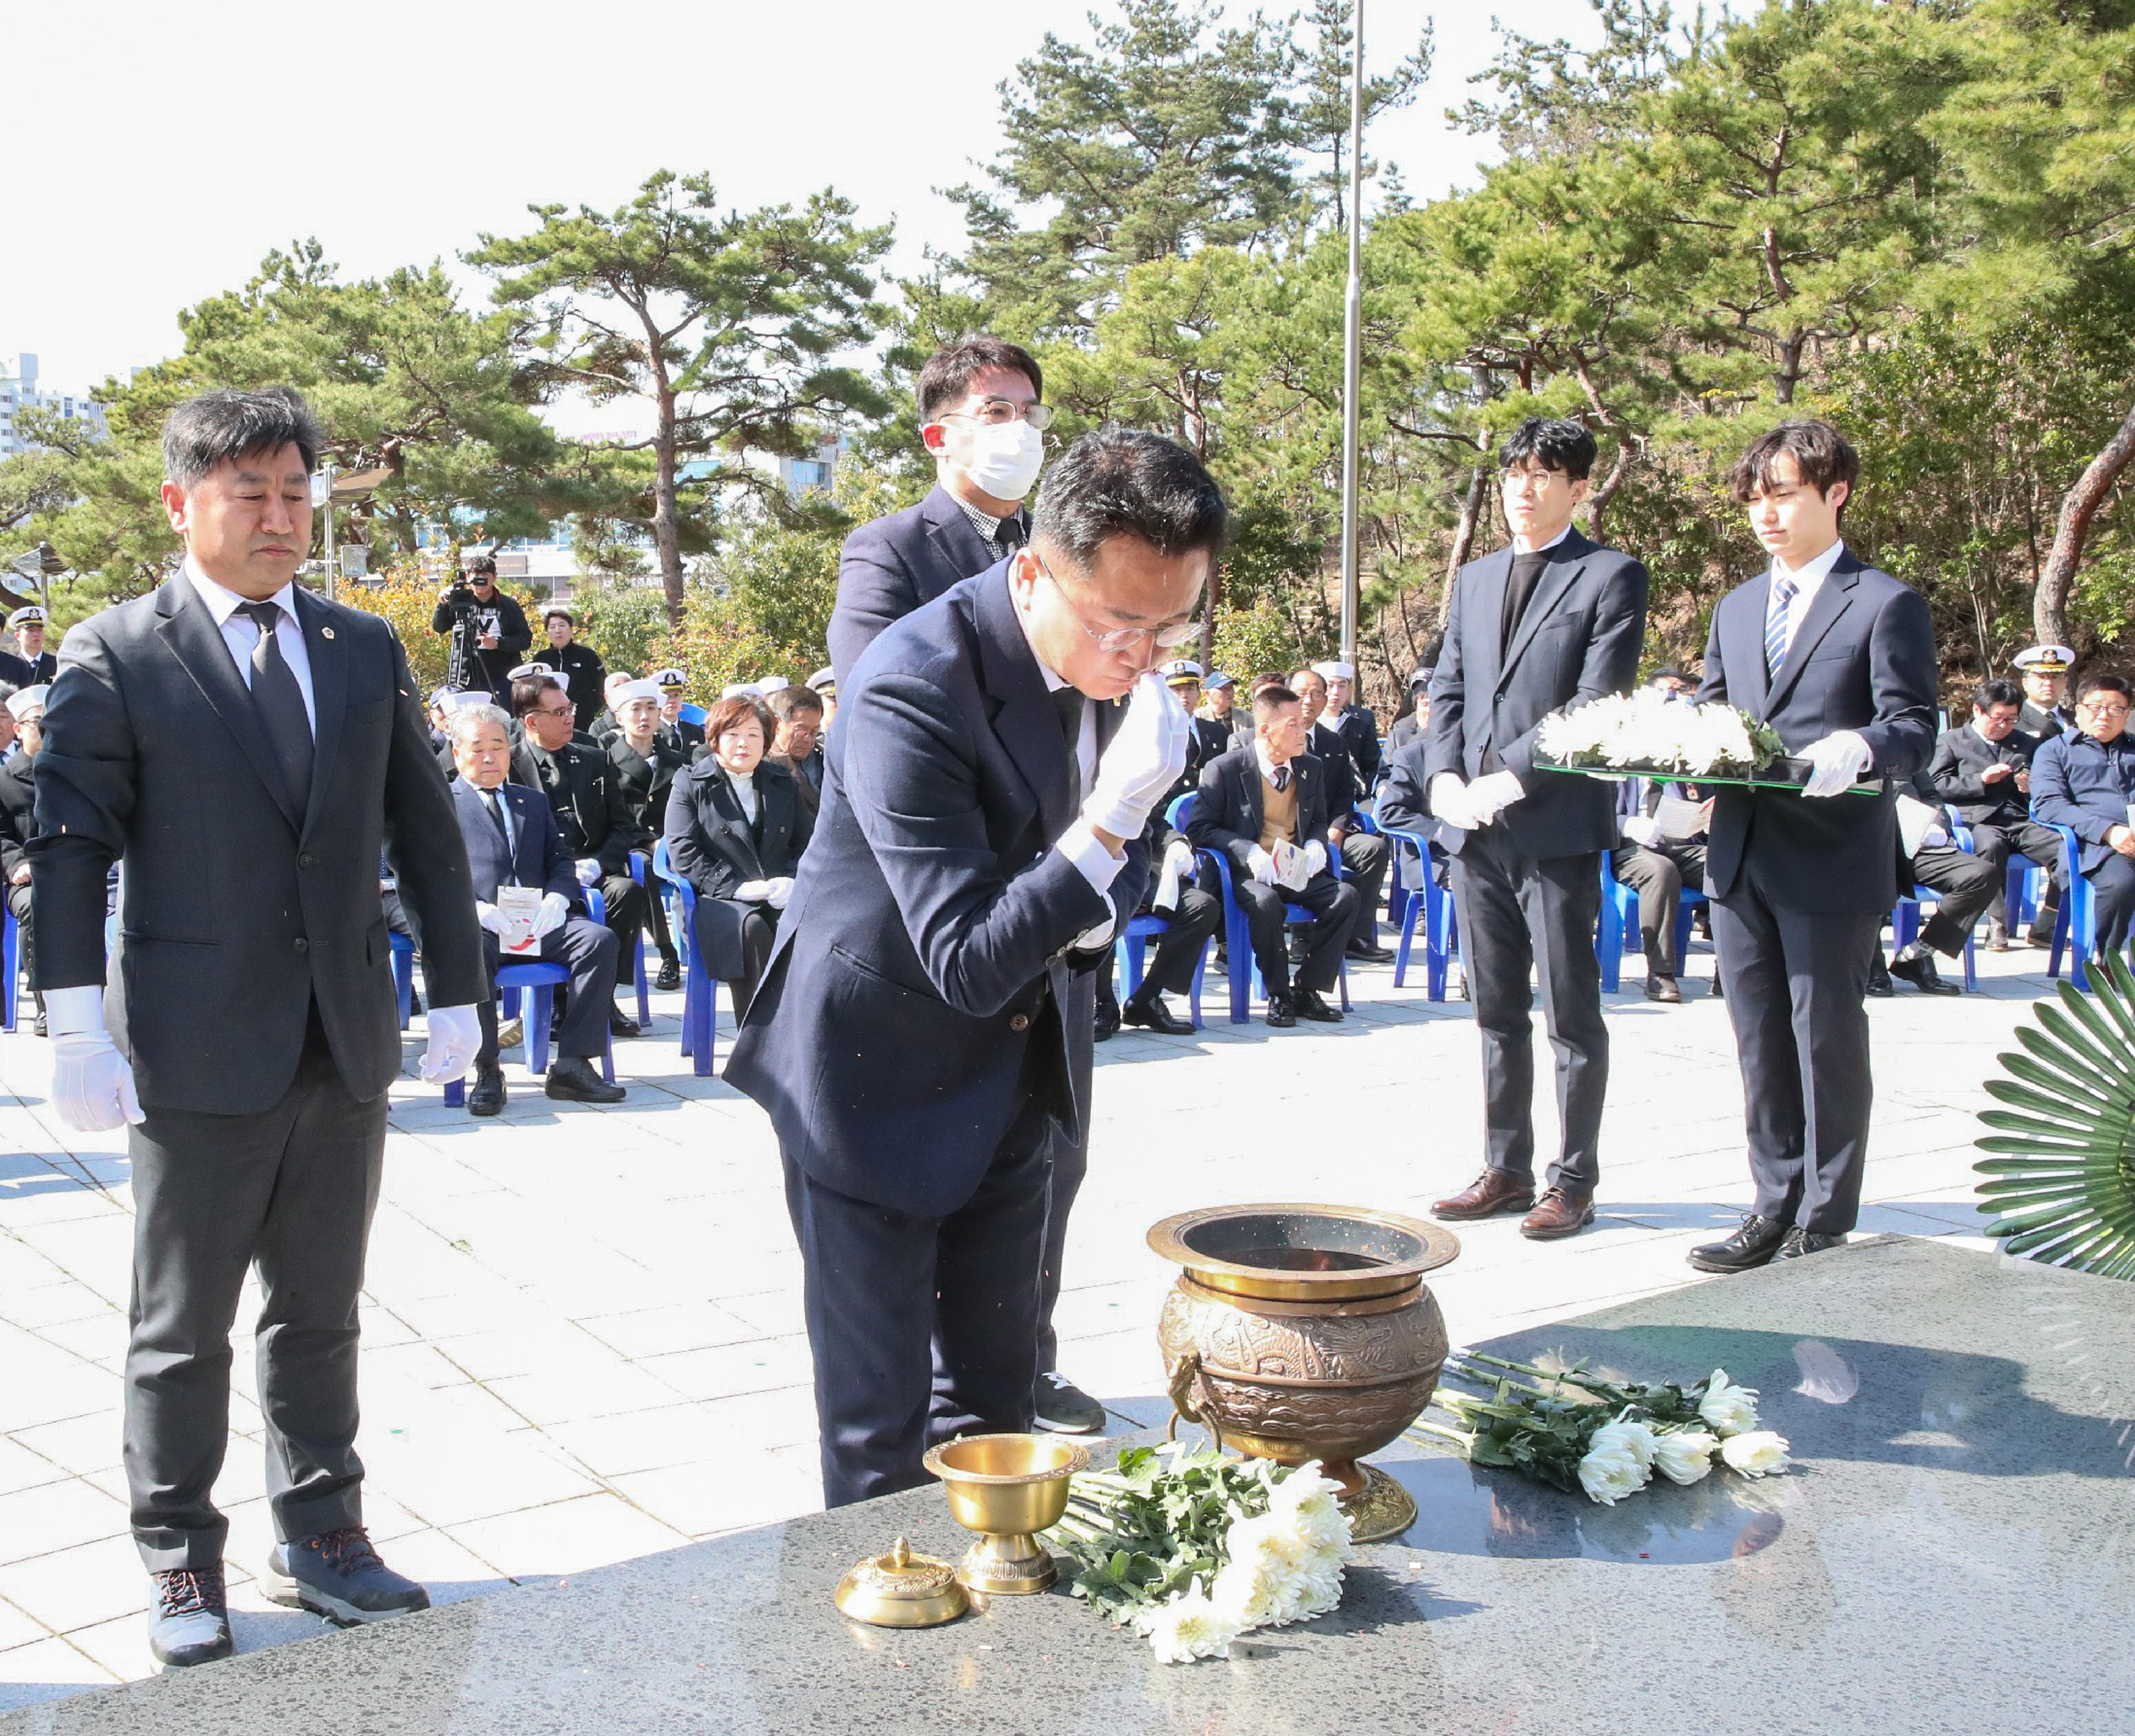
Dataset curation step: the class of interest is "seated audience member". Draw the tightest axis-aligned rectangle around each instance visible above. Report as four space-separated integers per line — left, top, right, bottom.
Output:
533 608 607 732
508 671 651 1036
1609 670 1706 1004
448 705 627 1115
2028 673 2135 961
1199 668 1250 754
1 684 45 1032
1093 811 1223 1041
665 693 814 1016
2015 643 2077 740
1929 678 2062 949
589 670 636 743
1159 658 1224 800
426 686 455 754
608 678 690 989
656 669 705 754
1188 684 1358 1027
761 685 826 819
1317 659 1381 790
1867 771 1999 996
1290 664 1392 964
1387 666 1434 756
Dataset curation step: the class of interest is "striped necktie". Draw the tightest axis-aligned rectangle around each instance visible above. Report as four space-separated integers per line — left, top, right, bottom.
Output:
1764 574 1798 678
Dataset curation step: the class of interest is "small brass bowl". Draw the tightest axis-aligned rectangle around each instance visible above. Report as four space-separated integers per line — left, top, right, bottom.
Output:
922 1433 1088 1595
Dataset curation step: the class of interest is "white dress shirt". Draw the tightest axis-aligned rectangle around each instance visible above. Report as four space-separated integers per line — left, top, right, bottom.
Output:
727 766 759 822
1766 539 1846 660
1509 523 1573 557
183 558 317 734
1012 600 1120 908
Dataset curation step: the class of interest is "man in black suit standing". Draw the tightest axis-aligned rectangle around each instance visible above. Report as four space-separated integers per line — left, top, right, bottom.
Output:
449 705 626 1115
729 428 1208 1505
826 337 1050 683
1 604 58 686
1929 678 2061 949
31 388 487 1667
1687 421 1938 1273
1425 417 1650 1241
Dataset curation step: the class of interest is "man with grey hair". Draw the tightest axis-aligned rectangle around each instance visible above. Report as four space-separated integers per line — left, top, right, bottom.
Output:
31 386 487 1668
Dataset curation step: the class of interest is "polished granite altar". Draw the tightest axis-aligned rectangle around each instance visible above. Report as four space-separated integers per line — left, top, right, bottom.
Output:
6 1236 2128 1735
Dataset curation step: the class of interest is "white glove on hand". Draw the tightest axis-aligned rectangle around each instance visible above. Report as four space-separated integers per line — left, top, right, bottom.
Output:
533 892 571 938
764 876 795 911
1799 730 1872 799
575 858 602 888
1152 838 1196 912
44 986 144 1132
474 901 512 936
1302 840 1329 880
734 878 773 903
1465 770 1527 826
418 1004 481 1085
1082 671 1191 838
1430 773 1478 832
1246 845 1278 885
1620 815 1660 847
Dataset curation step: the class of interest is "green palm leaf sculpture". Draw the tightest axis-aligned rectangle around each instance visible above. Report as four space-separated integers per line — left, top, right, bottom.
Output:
1975 952 2135 1280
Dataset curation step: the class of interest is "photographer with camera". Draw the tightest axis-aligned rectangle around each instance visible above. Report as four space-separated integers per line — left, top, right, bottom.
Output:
430 554 530 701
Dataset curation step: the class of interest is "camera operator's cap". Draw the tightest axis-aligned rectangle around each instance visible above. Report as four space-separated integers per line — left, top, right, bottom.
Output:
1312 658 1354 683
655 668 687 690
1159 658 1205 685
6 683 49 721
615 678 663 706
7 606 46 629
1408 666 1434 691
1203 670 1235 692
2015 643 2076 673
808 666 835 693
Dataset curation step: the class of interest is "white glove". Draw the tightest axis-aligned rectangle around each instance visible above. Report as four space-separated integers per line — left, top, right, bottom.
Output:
1082 671 1191 838
1246 845 1277 885
45 985 144 1132
474 901 512 936
533 892 571 938
1800 730 1872 799
1620 815 1660 847
1302 840 1329 879
1430 773 1478 831
418 1004 481 1085
764 876 795 910
734 878 773 903
1152 838 1196 912
1465 770 1527 826
575 858 602 888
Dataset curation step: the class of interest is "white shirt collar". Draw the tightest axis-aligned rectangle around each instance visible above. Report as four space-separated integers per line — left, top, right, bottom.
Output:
1771 538 1845 593
1255 741 1292 783
1511 524 1573 557
183 555 297 626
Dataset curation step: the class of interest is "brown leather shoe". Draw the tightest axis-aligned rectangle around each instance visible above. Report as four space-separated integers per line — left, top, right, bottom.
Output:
1432 1170 1535 1221
1519 1187 1596 1241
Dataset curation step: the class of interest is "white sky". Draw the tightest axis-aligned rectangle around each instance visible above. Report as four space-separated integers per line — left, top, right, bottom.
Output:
4 1 1600 411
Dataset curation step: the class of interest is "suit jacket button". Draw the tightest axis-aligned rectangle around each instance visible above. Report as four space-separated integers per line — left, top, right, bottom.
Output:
298 851 315 868
293 937 309 953
1009 1012 1030 1031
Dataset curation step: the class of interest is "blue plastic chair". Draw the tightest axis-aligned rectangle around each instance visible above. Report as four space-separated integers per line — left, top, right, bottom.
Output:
1596 854 1706 994
652 838 725 1076
443 890 616 1104
1380 827 1453 1001
626 852 653 1024
2040 823 2135 992
390 931 416 1030
1 903 19 1033
1169 793 1351 1024
1113 911 1210 1030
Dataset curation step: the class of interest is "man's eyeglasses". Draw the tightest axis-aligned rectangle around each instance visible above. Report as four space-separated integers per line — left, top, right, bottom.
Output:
1035 554 1200 653
940 397 1055 431
530 703 573 720
2081 700 2130 717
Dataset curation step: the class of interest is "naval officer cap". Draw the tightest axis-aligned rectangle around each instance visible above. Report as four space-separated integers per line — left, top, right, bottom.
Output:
6 606 46 629
6 683 50 721
2014 643 2076 674
655 668 688 690
507 661 566 691
1159 658 1206 685
807 666 835 693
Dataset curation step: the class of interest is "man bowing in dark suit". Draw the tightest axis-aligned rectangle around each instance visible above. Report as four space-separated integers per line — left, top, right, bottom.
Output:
729 427 1211 1506
31 388 487 1668
826 336 1051 683
1426 417 1650 1241
1687 421 1937 1273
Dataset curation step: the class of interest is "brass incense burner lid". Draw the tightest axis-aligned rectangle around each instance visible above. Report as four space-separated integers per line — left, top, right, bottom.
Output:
833 1536 969 1628
1146 1203 1459 1303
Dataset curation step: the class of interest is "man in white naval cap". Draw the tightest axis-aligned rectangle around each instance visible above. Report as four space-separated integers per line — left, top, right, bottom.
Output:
2013 643 2077 741
1 605 56 687
1313 657 1381 789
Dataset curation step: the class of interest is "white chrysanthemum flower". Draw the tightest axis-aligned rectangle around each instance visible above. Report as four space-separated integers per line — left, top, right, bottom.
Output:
1698 1369 1761 1436
1576 1433 1651 1505
1144 1589 1242 1663
1590 1417 1658 1473
1719 1430 1792 1478
1652 1428 1721 1485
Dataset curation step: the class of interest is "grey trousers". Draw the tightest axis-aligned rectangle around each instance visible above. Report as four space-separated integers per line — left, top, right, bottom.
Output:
125 1008 386 1569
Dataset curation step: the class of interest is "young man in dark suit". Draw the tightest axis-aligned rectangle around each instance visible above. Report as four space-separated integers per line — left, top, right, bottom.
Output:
2030 673 2135 961
1929 677 2061 948
729 428 1209 1506
1425 417 1650 1241
449 705 626 1115
826 337 1050 683
1687 420 1938 1273
31 388 487 1668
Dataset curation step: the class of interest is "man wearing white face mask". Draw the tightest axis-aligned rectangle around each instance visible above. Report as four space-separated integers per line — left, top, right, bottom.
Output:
827 337 1053 683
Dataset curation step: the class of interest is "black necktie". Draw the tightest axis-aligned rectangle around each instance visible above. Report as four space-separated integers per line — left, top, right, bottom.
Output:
1051 684 1085 805
996 512 1027 553
481 788 512 851
237 601 312 810
1271 764 1291 793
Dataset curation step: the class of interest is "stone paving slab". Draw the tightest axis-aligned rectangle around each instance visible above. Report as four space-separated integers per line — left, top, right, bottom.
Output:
0 937 2042 1708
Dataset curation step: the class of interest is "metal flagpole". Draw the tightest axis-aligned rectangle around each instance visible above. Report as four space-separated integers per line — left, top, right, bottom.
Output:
1337 0 1366 664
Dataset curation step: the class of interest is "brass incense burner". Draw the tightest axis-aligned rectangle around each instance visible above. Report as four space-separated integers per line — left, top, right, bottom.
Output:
922 1432 1087 1595
833 1536 968 1628
1146 1203 1459 1542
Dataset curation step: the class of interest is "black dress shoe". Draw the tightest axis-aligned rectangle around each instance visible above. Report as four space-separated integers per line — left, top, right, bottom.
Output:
1866 953 1894 996
1686 1213 1790 1273
1889 942 1960 995
545 1056 626 1103
1121 994 1193 1035
1709 974 1724 1001
1292 988 1344 1022
1645 975 1682 1004
148 1566 233 1669
1346 940 1395 964
655 957 682 991
1776 1226 1848 1260
1034 1370 1107 1433
466 1063 506 1117
1266 992 1297 1029
609 1005 642 1038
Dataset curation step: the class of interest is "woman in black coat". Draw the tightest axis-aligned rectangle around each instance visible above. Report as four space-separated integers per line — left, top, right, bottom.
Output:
663 694 814 1013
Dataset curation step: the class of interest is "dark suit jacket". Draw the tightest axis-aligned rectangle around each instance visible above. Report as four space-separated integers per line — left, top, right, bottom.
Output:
1929 723 2040 828
510 739 640 874
727 559 1146 1219
763 751 821 822
1333 705 1381 787
1696 550 1938 911
0 648 56 688
1388 710 1423 759
532 641 608 731
1187 745 1336 879
450 777 579 908
1426 530 1650 860
664 757 814 979
607 732 688 835
1373 735 1445 852
0 753 34 883
2030 730 2135 877
2020 701 2072 742
1308 720 1362 825
31 577 485 1113
826 483 998 683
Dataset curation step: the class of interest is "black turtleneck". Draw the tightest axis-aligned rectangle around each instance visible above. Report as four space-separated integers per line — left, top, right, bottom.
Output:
1502 545 1554 654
